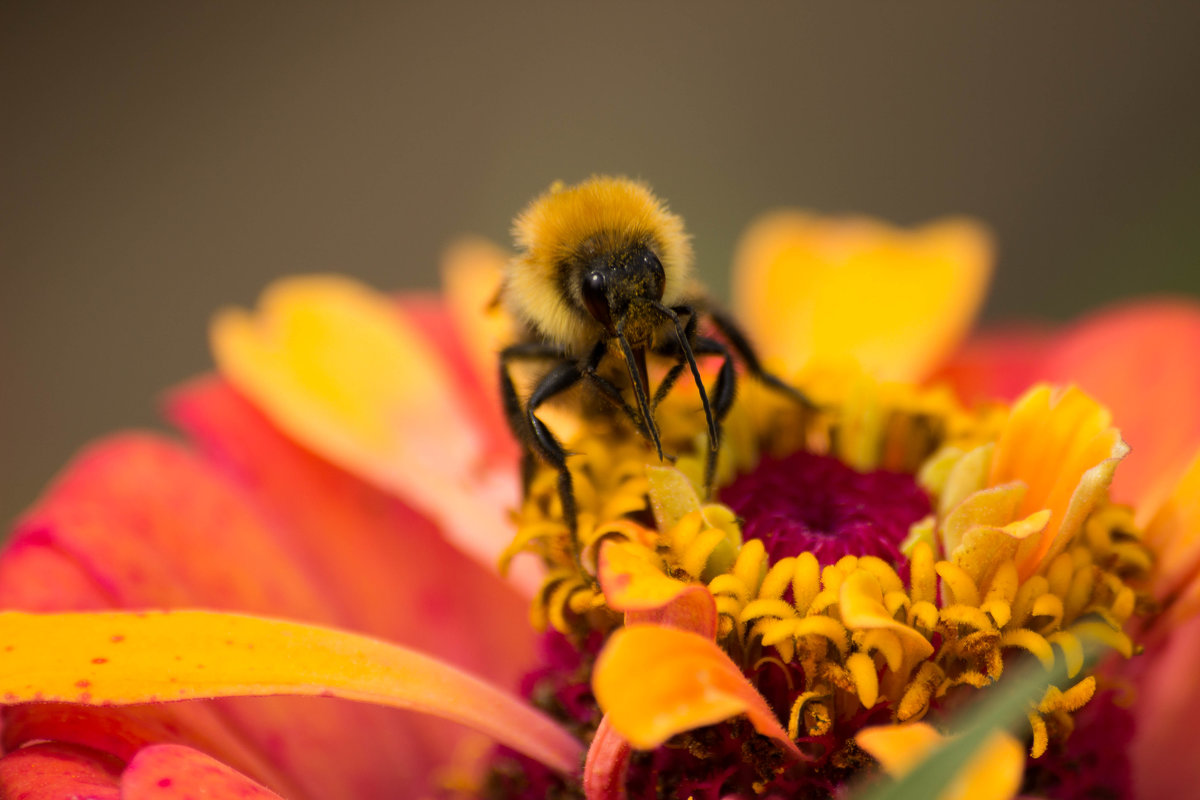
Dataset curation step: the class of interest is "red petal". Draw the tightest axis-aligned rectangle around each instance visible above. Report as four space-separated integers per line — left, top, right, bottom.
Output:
0 742 121 800
930 325 1052 407
122 744 284 799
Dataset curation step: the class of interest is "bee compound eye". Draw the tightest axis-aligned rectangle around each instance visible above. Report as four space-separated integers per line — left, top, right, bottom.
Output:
581 270 613 329
644 251 666 300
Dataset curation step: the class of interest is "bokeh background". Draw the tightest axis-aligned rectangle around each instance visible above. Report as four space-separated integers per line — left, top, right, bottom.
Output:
4 3 1199 527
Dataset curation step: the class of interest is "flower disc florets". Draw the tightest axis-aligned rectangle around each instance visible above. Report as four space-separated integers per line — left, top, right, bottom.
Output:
484 370 1152 799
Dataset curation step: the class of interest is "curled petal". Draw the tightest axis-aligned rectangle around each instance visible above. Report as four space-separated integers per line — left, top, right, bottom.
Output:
122 744 284 799
592 624 801 759
0 610 582 775
840 571 934 661
0 741 121 800
582 717 632 800
732 213 992 382
598 540 718 638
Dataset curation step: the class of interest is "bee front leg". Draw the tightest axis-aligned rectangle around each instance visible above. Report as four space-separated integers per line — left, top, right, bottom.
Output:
688 335 738 497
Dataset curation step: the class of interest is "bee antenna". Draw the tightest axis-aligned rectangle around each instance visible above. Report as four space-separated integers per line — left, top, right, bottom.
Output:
653 302 718 451
615 321 665 461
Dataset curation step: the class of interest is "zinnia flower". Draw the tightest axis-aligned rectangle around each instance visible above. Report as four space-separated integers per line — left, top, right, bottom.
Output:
2 207 1198 800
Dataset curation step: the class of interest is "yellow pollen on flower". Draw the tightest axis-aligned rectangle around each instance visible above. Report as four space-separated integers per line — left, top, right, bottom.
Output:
503 367 1153 767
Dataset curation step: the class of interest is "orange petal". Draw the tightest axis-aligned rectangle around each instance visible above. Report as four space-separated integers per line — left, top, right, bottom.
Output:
988 385 1128 577
582 716 632 800
211 276 523 580
856 723 1024 800
592 624 801 758
121 744 284 799
598 540 718 638
0 742 121 800
0 610 583 775
732 213 992 382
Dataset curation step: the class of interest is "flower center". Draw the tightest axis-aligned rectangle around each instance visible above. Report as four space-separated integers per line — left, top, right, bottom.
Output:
719 450 930 567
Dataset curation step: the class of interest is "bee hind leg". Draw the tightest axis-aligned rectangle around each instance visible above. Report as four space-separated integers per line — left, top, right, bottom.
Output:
706 307 817 410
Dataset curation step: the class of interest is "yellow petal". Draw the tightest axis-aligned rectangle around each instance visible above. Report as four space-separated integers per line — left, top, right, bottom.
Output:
732 213 992 382
592 625 801 758
0 610 581 774
211 276 524 583
856 723 1024 800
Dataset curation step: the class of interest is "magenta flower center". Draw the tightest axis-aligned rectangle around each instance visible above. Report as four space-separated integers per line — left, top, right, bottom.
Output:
719 450 930 567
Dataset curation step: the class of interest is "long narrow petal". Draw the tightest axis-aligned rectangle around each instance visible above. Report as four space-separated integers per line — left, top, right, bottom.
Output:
0 610 583 775
732 213 992 382
121 744 284 799
598 540 718 638
211 275 523 579
592 624 801 758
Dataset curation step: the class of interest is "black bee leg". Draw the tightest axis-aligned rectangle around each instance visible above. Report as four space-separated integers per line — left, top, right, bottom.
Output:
689 335 738 497
578 341 652 440
499 342 570 491
527 361 587 559
705 306 817 410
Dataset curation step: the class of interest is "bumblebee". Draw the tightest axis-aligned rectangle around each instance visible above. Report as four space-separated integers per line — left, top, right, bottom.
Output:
499 176 809 547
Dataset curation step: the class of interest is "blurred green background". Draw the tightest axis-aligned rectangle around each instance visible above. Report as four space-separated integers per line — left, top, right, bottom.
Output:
3 3 1199 527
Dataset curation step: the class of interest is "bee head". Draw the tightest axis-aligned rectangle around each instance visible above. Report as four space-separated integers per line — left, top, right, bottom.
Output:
507 175 692 353
578 240 666 337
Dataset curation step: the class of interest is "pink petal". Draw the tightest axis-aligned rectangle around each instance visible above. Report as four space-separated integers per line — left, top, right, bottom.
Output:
0 430 531 798
0 741 121 800
168 377 535 681
122 744 285 799
1131 613 1200 799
